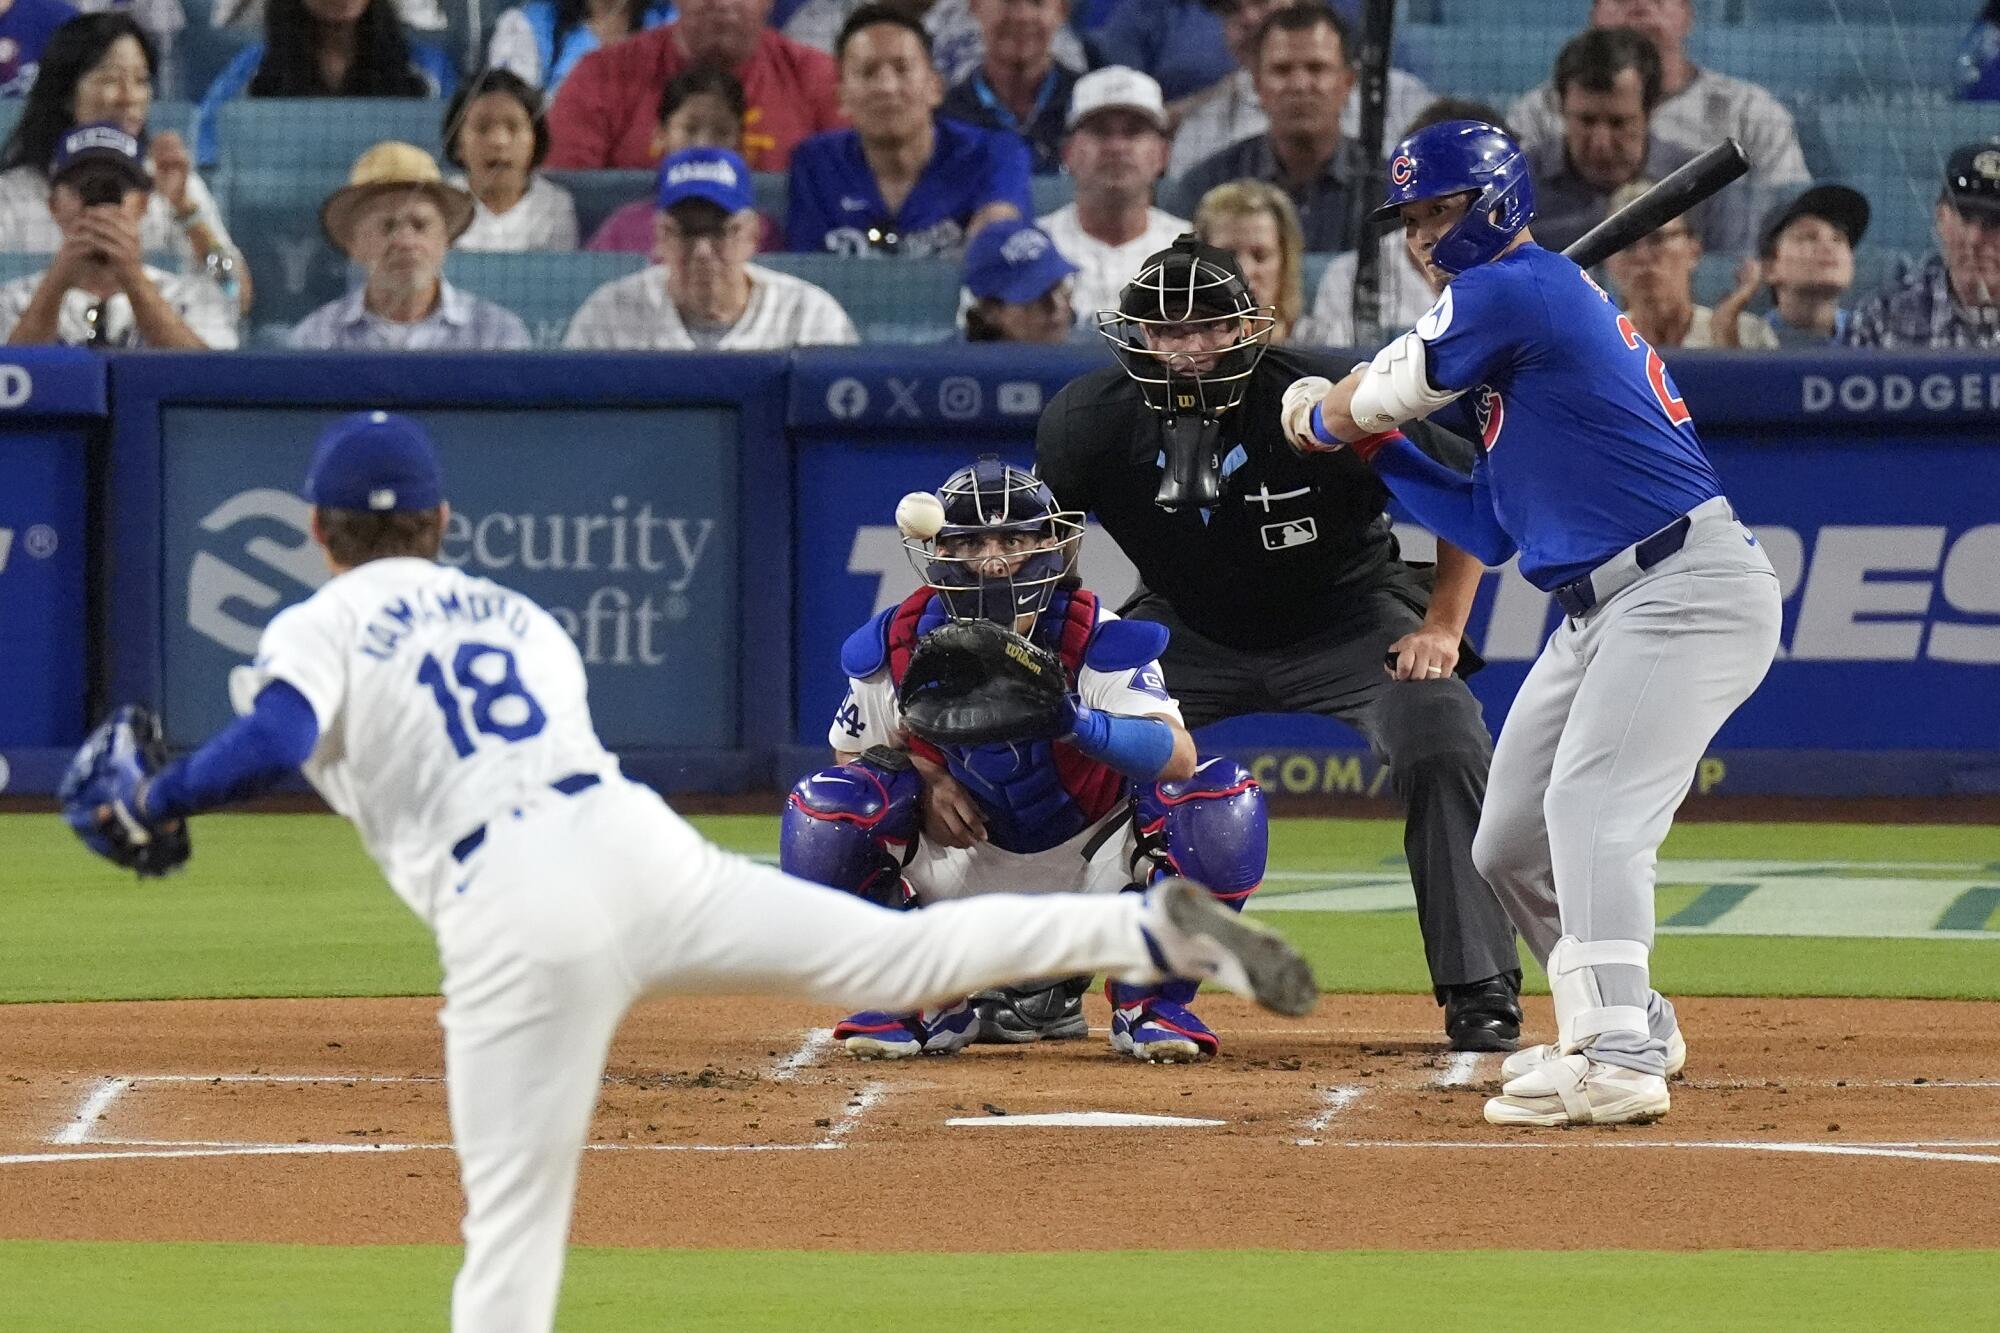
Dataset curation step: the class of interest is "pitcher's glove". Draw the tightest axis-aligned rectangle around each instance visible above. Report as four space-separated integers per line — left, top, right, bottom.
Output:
897 620 1070 748
58 705 192 878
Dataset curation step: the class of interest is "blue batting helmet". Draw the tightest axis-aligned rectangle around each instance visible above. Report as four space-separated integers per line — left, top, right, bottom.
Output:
1373 120 1534 275
903 456 1083 626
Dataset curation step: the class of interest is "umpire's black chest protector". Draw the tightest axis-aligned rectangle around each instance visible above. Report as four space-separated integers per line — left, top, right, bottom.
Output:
1038 348 1454 653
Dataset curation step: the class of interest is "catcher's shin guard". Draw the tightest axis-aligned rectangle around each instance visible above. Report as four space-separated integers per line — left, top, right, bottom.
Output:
1136 757 1267 909
780 745 921 909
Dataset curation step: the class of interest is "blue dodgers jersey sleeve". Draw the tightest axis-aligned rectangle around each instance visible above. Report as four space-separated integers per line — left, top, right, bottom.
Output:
1417 244 1724 590
786 117 1032 257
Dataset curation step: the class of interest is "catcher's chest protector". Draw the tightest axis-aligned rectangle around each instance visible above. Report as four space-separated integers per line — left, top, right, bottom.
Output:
887 589 1128 853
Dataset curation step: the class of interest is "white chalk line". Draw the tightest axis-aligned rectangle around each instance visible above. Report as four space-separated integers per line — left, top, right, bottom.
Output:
1433 1053 1489 1088
1332 1139 2000 1166
770 1028 834 1082
1294 1085 1368 1146
819 1081 886 1144
54 1077 131 1145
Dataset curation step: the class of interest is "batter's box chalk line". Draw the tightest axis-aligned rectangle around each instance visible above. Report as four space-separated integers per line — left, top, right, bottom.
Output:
17 1073 888 1167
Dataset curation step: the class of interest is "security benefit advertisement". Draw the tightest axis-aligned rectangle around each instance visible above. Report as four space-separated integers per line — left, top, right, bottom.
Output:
160 407 736 748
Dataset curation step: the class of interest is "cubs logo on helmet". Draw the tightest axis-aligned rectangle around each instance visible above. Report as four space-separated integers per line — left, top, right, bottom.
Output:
1372 120 1535 275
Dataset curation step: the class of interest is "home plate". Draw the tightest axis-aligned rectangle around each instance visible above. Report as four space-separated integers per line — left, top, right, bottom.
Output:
944 1112 1226 1128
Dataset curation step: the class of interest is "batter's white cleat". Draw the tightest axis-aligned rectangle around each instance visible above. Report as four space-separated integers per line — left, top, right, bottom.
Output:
1142 879 1318 1018
1499 1025 1686 1082
1483 1054 1671 1127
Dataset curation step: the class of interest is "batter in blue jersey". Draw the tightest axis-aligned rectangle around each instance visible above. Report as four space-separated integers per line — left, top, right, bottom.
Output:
1285 120 1782 1129
785 9 1031 258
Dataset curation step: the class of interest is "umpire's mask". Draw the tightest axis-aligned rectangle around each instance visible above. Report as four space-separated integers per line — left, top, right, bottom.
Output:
904 456 1084 628
1096 234 1276 510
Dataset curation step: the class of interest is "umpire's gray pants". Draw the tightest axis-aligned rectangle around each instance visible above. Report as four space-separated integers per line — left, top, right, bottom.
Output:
1124 588 1518 993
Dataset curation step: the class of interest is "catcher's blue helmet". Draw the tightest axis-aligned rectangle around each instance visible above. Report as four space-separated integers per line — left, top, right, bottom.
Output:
906 456 1083 626
1373 120 1535 275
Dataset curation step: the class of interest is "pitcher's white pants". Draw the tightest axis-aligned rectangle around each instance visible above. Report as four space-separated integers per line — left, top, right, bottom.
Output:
432 778 1168 1333
1472 501 1781 1074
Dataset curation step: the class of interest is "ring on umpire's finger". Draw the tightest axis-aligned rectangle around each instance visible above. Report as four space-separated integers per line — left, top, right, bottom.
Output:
1425 665 1444 676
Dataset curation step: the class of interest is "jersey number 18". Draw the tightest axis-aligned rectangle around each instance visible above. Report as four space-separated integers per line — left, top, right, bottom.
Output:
417 642 548 758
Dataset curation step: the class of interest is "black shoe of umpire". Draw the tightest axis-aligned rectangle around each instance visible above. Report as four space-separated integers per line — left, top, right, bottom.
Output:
1440 971 1524 1052
971 976 1093 1044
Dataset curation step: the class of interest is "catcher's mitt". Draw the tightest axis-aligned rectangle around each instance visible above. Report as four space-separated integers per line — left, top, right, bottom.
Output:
897 620 1071 748
59 705 192 878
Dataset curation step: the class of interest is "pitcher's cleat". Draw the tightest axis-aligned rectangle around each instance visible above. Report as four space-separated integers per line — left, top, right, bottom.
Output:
1141 878 1318 1017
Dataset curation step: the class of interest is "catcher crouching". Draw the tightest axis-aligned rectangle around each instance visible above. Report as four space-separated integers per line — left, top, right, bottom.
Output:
782 457 1269 1063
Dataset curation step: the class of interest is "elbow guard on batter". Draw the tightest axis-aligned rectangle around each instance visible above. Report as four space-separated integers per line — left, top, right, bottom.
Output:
1348 330 1462 433
780 746 922 910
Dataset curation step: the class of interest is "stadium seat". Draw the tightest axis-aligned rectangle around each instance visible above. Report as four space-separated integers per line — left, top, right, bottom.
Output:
545 170 655 242
1031 174 1076 217
1741 0 1972 22
1682 24 1966 102
443 250 649 347
0 102 196 153
755 253 964 343
170 0 256 103
216 99 448 175
1392 24 1567 102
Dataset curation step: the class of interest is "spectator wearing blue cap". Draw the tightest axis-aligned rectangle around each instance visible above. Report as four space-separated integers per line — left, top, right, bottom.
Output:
0 121 238 348
961 216 1076 342
290 141 533 350
0 0 79 97
566 145 857 349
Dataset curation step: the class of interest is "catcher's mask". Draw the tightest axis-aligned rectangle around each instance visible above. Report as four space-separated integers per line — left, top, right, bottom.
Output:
903 456 1084 627
1095 233 1276 510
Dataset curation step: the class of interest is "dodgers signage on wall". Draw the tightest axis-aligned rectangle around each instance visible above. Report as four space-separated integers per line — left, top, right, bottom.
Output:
159 405 738 749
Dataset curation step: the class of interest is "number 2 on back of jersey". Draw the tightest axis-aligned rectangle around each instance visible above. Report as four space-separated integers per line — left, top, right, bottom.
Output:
418 641 547 758
1615 313 1692 427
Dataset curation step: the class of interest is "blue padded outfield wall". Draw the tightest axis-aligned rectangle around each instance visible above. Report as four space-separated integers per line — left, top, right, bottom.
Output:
0 345 1995 798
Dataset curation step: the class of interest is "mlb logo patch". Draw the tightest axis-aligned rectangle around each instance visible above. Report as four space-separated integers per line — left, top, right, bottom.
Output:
1261 517 1318 550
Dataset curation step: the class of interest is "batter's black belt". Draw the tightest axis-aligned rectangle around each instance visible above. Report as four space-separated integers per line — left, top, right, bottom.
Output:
1551 513 1696 619
450 771 601 863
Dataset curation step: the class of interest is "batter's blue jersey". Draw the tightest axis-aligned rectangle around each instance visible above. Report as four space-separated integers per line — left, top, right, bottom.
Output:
785 116 1032 258
1419 243 1723 589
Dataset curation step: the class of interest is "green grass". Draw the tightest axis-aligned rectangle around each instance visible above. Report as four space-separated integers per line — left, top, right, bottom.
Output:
2 1243 1998 1331
3 814 1998 1004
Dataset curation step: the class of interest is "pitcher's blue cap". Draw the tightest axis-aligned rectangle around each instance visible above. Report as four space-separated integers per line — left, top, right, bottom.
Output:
305 411 443 512
656 146 754 213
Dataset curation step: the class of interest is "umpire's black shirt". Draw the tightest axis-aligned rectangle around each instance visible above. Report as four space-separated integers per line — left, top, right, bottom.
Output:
1037 345 1471 652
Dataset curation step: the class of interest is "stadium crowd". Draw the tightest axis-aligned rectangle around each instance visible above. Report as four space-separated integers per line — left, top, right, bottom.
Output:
0 0 1990 351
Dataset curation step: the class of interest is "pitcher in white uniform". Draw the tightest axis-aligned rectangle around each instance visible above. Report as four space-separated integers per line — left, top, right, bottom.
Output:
62 411 1319 1332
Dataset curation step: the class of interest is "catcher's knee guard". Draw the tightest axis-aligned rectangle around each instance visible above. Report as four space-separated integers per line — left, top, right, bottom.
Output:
1137 757 1267 910
781 745 921 909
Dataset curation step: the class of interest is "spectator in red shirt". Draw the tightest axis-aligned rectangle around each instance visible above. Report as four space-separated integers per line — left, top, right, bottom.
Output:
547 0 843 171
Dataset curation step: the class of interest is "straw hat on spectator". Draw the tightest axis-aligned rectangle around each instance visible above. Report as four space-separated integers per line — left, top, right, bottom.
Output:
320 142 476 256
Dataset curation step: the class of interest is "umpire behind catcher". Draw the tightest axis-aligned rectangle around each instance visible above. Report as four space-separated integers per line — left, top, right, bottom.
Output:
1035 234 1521 1050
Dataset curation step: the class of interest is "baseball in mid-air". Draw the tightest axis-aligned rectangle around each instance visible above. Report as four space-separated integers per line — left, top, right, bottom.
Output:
896 491 946 539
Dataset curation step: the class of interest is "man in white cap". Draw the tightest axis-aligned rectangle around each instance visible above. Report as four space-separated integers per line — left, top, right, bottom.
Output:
566 145 856 349
1036 66 1187 321
291 142 533 351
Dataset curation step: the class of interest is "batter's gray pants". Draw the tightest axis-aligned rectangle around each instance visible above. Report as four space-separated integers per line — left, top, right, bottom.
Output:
1124 588 1519 993
1471 499 1782 1076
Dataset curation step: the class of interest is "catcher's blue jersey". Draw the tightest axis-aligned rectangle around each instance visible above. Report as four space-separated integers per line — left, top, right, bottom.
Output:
786 116 1032 258
1420 243 1723 589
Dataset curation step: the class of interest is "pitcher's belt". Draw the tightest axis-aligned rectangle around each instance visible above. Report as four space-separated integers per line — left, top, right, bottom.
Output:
450 772 602 863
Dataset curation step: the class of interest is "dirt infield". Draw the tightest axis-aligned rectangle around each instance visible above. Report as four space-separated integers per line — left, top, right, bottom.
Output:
4 993 1999 1251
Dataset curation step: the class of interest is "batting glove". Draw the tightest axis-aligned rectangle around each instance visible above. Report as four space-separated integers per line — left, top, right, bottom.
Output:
1280 376 1338 454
